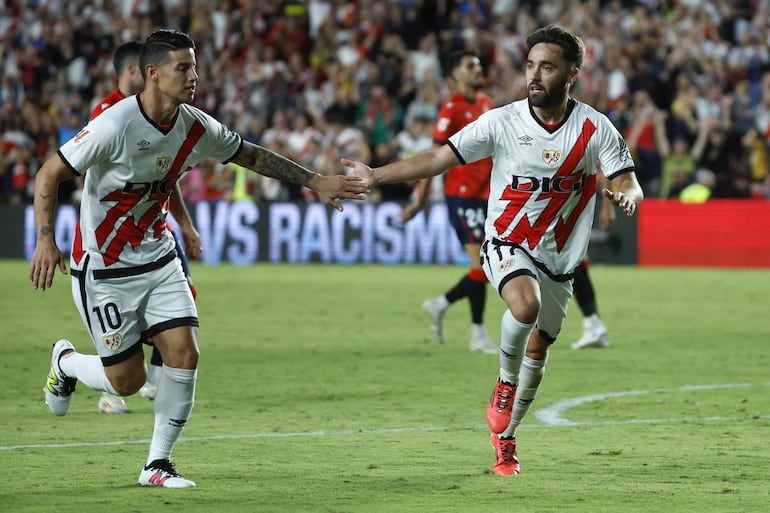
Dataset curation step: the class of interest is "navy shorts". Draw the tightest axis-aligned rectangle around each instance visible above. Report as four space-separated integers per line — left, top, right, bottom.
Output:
445 196 487 245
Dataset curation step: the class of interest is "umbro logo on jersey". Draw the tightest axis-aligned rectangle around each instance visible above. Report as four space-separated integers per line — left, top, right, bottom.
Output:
137 140 150 151
518 135 533 145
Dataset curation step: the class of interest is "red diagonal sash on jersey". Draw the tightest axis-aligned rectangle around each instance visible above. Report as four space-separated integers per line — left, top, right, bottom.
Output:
95 119 206 265
494 118 597 252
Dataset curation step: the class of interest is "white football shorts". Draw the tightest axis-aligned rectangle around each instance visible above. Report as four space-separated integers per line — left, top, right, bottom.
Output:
70 251 198 365
481 239 573 342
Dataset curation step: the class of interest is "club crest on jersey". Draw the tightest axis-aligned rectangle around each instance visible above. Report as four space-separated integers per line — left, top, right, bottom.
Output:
542 149 562 167
156 156 172 173
102 333 123 352
498 257 515 273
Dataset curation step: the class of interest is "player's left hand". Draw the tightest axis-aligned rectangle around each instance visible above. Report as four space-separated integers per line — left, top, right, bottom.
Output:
603 188 637 216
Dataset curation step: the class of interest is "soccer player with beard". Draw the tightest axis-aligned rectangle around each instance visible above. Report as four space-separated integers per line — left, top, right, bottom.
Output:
401 50 497 355
31 29 366 488
343 25 643 475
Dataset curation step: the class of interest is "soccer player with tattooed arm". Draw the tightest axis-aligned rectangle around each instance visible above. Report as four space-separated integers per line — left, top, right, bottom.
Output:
343 25 643 475
30 29 366 488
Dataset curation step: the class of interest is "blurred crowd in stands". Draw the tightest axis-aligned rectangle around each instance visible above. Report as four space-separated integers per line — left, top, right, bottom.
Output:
2 0 770 206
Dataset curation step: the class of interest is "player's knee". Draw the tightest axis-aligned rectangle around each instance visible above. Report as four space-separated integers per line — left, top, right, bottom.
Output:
166 345 199 371
507 295 540 324
182 346 200 370
501 276 540 323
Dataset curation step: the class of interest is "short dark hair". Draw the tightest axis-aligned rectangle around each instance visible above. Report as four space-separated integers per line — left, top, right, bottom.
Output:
446 49 479 76
526 25 585 69
140 29 196 80
113 41 143 75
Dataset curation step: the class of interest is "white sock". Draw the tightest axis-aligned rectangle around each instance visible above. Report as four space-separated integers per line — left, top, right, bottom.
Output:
146 363 161 386
502 355 547 438
471 323 488 339
147 365 197 465
60 352 118 395
498 310 534 385
436 295 450 310
584 313 601 329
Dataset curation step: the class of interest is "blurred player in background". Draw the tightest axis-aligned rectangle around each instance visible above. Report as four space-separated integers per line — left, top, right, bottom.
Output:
343 25 643 475
571 172 613 350
401 50 496 354
89 41 198 413
31 29 366 488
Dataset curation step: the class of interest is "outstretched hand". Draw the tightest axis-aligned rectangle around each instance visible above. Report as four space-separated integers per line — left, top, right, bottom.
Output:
312 173 369 212
340 159 375 192
603 188 637 216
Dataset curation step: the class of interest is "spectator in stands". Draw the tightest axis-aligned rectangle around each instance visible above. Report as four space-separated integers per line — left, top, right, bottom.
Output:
1 140 35 204
4 0 770 204
695 119 740 198
659 117 712 199
356 83 404 148
742 127 769 196
680 169 717 203
322 104 371 168
624 90 669 197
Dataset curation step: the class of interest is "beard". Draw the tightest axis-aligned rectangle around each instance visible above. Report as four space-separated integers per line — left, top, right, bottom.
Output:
527 80 568 109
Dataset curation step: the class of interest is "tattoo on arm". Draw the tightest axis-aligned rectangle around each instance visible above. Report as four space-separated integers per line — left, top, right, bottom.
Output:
238 143 316 185
40 226 52 236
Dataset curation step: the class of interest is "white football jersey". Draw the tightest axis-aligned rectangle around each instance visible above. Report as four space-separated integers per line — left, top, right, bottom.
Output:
449 98 633 277
60 96 242 270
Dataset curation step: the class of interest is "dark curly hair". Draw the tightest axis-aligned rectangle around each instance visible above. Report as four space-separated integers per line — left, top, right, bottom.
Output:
526 25 585 69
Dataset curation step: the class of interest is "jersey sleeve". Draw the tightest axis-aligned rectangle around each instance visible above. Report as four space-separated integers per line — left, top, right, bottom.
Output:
192 108 243 163
58 116 117 176
596 115 635 178
447 110 496 165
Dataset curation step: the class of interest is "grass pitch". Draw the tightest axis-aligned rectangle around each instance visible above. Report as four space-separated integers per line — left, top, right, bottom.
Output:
1 261 768 513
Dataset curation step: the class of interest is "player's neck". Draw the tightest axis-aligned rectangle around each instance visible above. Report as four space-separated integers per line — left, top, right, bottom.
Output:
138 90 180 126
457 85 480 102
531 99 570 125
117 81 140 99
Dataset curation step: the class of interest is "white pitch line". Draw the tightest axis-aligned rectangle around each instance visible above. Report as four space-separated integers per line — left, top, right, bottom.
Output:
2 383 768 452
0 426 455 451
534 382 760 426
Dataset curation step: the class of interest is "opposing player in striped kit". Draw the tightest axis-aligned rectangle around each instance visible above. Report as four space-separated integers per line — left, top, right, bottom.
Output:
343 25 643 475
30 29 366 488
